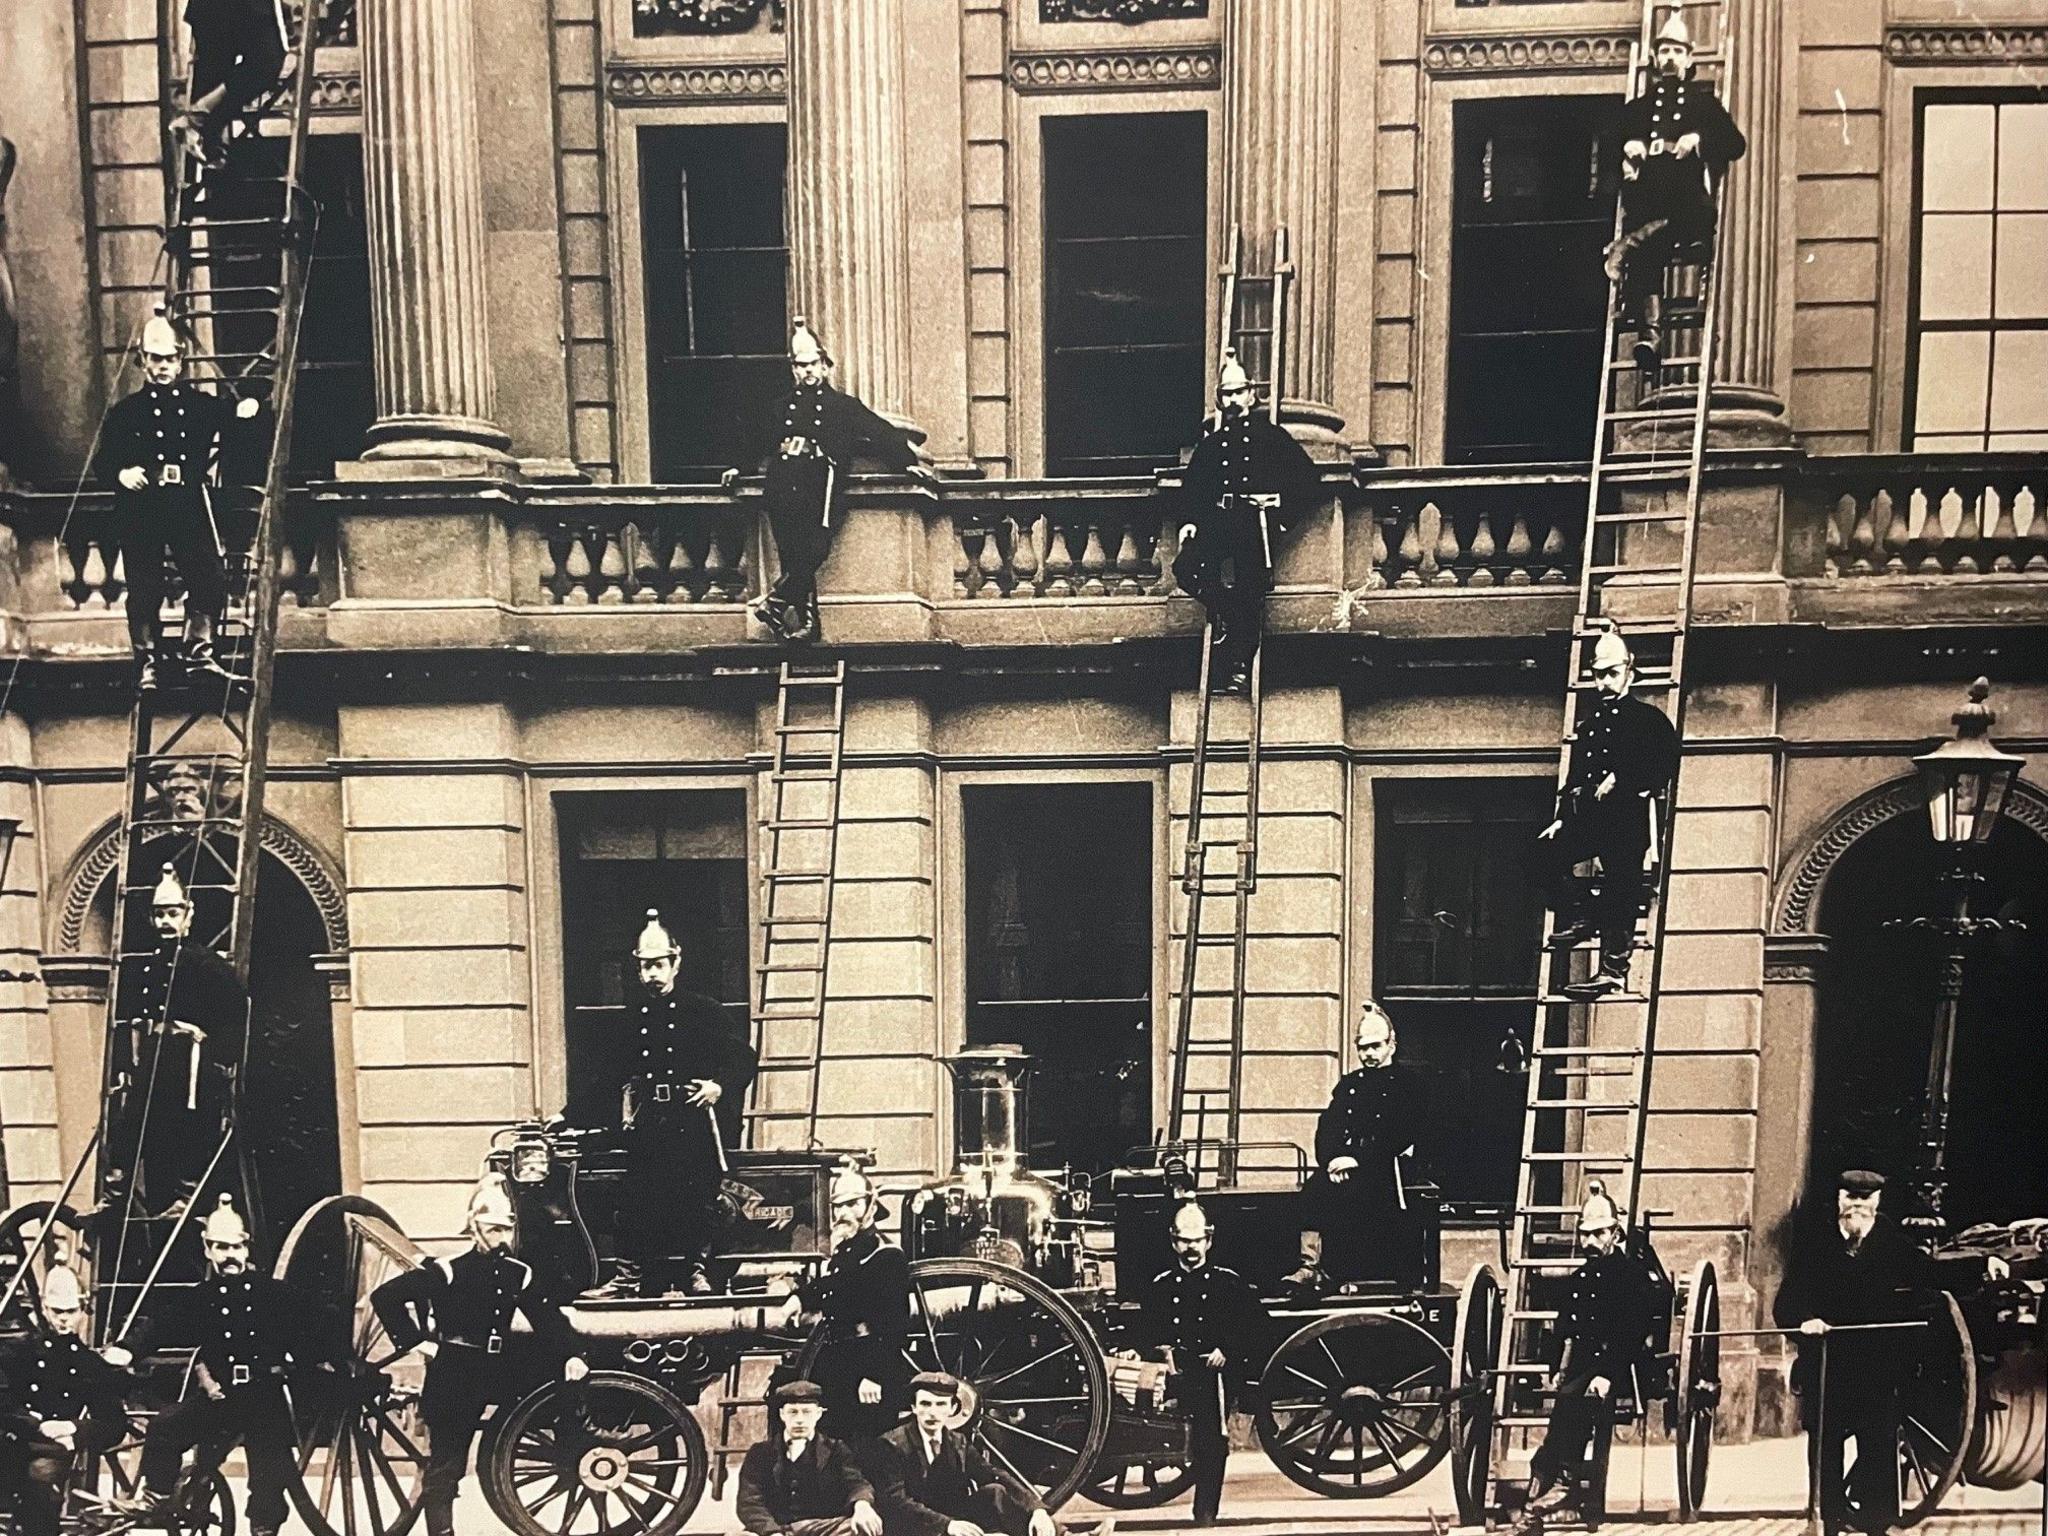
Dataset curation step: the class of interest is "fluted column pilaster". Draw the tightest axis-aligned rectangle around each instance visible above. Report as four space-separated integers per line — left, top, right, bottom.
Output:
1223 0 1344 442
357 0 510 463
787 0 916 427
1708 0 1790 442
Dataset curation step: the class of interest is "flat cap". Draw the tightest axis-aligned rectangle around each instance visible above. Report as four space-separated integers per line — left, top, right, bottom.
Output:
910 1371 960 1397
771 1378 825 1405
1837 1169 1886 1194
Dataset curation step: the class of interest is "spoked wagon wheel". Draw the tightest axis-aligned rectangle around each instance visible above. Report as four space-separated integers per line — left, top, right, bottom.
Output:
0 1199 91 1326
1675 1259 1721 1520
1253 1310 1453 1498
1894 1291 1975 1528
1081 1456 1196 1510
78 1435 236 1536
1450 1263 1504 1526
482 1370 708 1536
902 1257 1114 1511
274 1195 432 1536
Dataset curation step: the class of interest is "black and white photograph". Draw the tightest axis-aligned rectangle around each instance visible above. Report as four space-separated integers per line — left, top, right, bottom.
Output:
0 2 2044 1534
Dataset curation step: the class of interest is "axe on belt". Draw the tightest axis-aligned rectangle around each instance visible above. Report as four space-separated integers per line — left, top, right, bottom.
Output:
705 1101 730 1176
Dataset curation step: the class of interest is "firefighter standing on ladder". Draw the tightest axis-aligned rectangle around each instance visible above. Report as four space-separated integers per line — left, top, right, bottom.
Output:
1169 349 1321 697
1605 10 1747 375
170 0 290 169
95 312 261 691
107 863 250 1215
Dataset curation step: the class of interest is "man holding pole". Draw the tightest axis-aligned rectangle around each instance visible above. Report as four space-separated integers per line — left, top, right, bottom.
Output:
581 909 755 1298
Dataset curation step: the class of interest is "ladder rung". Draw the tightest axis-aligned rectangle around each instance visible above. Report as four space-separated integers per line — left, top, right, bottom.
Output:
1508 1259 1585 1272
1533 1047 1644 1059
763 819 836 831
1520 1152 1633 1164
764 870 831 882
755 962 826 976
1509 1309 1560 1322
1536 992 1648 1006
1591 507 1694 525
1526 1100 1637 1113
1587 561 1685 576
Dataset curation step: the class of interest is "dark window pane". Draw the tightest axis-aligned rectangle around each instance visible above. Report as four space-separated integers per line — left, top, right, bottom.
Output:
1448 96 1621 463
1044 112 1207 477
295 135 375 476
642 123 790 482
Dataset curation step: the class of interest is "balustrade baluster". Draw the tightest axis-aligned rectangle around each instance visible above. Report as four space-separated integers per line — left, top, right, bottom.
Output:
1467 506 1498 588
703 526 734 601
1986 487 2018 574
58 540 85 610
1431 503 1462 587
81 541 110 611
1079 523 1110 595
109 547 127 612
1823 495 1846 577
2018 487 2047 573
630 522 663 602
1044 522 1075 597
1010 515 1042 597
977 521 1006 597
276 537 302 608
1114 520 1145 595
952 522 972 598
539 530 559 604
1847 492 1877 575
1503 509 1533 587
667 529 697 602
1879 490 1909 574
596 526 628 603
562 528 593 605
1151 512 1179 595
730 536 749 601
1950 488 1981 574
1393 507 1423 588
1537 517 1568 585
1917 490 1951 575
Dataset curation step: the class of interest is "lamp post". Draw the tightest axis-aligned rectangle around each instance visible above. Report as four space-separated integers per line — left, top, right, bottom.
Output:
1897 678 2026 1236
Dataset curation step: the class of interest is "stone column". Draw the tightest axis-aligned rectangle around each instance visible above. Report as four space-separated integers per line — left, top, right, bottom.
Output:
1223 0 1345 444
786 0 918 429
1708 0 1791 443
355 0 512 467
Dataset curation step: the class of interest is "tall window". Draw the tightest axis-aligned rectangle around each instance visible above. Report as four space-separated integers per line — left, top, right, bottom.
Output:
965 783 1152 1172
557 791 750 1125
1043 112 1207 477
1908 96 2048 452
1373 778 1549 1211
641 124 790 482
1448 96 1621 463
295 134 375 476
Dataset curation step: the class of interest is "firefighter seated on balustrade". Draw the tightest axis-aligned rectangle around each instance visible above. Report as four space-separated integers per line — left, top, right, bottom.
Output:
1169 349 1322 697
1604 10 1747 374
0 1263 136 1536
170 0 290 169
1509 1183 1665 1536
1283 1000 1430 1299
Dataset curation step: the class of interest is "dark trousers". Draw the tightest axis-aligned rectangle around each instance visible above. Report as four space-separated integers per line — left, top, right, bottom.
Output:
1807 1379 1902 1533
1174 1362 1230 1525
1533 806 1650 973
765 456 837 610
620 1122 720 1289
1173 531 1268 675
191 29 287 133
421 1351 508 1536
942 1485 1041 1536
141 1381 292 1533
1 1436 75 1536
1299 1171 1423 1289
118 491 228 649
1617 172 1718 321
1529 1369 1612 1491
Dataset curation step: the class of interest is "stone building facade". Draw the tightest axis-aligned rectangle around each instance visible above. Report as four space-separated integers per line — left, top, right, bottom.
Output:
2 0 2045 1439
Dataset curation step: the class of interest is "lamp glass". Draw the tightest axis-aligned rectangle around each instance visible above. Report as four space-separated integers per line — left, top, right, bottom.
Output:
1915 749 2020 847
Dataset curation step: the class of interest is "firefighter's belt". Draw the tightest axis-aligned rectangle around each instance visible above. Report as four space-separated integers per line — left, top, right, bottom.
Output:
652 1083 674 1104
227 1363 285 1387
779 437 825 459
158 465 184 486
446 1335 505 1355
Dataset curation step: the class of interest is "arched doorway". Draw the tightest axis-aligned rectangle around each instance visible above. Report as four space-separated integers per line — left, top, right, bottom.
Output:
1808 797 2048 1227
70 833 345 1241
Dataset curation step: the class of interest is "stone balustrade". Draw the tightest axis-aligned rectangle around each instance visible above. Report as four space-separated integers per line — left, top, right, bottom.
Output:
525 495 754 606
943 480 1178 600
1804 456 2047 579
1355 468 1587 591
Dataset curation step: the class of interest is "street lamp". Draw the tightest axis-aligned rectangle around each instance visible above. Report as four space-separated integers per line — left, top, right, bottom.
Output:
1898 678 2027 1235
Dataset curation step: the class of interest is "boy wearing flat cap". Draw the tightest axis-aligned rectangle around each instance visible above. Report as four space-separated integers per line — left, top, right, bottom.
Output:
872 1372 1061 1536
737 1378 884 1536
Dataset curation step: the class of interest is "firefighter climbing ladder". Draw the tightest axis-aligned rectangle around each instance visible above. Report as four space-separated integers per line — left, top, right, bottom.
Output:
1165 225 1290 1188
1485 0 1730 1515
20 0 344 1345
746 660 851 1150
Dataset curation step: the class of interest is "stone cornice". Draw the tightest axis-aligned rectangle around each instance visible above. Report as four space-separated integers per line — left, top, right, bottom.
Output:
264 69 362 117
1883 25 2048 64
1007 45 1220 93
1422 32 1633 75
606 60 788 102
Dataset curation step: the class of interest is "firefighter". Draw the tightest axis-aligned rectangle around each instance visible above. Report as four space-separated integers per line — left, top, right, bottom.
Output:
1128 1201 1266 1528
116 1195 308 1536
1605 11 1747 373
170 0 289 169
1533 625 1681 999
372 1174 588 1536
0 1264 135 1536
1510 1182 1664 1535
1283 1001 1430 1297
582 909 756 1298
785 1164 913 1449
94 312 262 690
106 863 250 1215
735 1378 885 1536
729 317 930 646
1169 349 1322 696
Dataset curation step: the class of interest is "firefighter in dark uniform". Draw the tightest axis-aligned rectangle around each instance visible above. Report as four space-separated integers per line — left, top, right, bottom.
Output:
1169 348 1323 696
1772 1170 2009 1535
1284 1001 1430 1297
94 313 262 689
106 864 251 1215
0 1264 135 1536
1128 1201 1267 1527
1606 11 1747 372
728 317 930 646
1534 625 1681 999
584 910 757 1298
782 1164 914 1449
372 1174 588 1536
171 0 289 168
117 1196 310 1536
1511 1183 1664 1535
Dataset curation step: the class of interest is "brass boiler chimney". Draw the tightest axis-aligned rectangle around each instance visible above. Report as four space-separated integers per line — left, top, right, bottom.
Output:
944 1045 1034 1175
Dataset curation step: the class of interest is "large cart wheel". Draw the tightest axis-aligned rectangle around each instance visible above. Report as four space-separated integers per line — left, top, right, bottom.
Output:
1253 1309 1453 1498
0 1200 92 1327
80 1436 236 1536
1676 1259 1721 1520
481 1370 708 1536
901 1257 1113 1511
1966 1343 2046 1490
274 1195 432 1536
1080 1456 1196 1509
1895 1291 1976 1528
1450 1263 1504 1526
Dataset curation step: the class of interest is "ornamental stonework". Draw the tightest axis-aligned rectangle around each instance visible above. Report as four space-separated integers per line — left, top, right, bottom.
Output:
1041 0 1208 23
607 62 788 102
1423 33 1632 74
1008 46 1220 93
1884 26 2048 63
